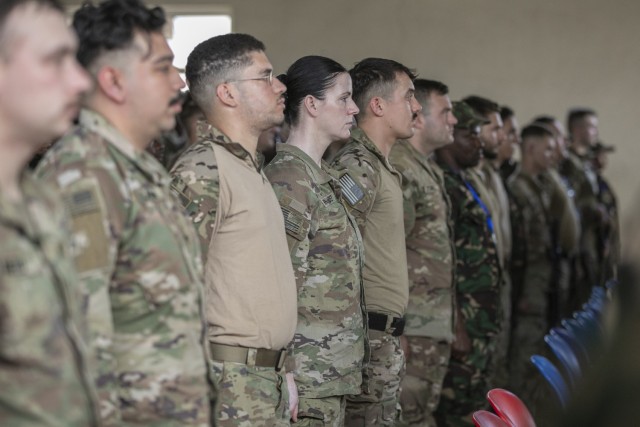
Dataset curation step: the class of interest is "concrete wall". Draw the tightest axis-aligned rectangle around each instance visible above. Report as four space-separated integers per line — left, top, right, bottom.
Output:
65 0 640 231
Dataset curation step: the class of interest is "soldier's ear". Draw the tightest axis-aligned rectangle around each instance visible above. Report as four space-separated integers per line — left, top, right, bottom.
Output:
216 82 238 108
96 65 126 104
303 95 320 118
369 96 385 117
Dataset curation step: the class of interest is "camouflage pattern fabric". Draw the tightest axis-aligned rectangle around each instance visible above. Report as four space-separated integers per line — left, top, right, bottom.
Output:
506 172 553 399
434 163 502 427
0 173 99 426
294 396 346 427
210 361 290 427
35 109 211 426
264 144 366 407
389 141 455 341
345 330 405 427
398 337 451 427
559 150 602 303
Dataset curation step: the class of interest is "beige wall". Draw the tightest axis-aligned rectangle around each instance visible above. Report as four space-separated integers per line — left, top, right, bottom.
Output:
66 0 640 231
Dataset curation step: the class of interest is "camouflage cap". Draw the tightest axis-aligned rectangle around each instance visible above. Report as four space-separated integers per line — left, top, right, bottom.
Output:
453 101 490 130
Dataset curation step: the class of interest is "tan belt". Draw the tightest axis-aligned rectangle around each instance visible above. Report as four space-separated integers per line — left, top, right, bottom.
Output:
209 342 286 372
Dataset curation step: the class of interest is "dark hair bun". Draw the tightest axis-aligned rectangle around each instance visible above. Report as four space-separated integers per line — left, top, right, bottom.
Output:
277 73 288 86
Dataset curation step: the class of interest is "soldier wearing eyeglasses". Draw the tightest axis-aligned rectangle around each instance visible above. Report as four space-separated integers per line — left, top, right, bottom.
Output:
170 33 298 426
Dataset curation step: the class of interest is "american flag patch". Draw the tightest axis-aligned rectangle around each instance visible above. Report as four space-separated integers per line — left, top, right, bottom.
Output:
339 174 364 206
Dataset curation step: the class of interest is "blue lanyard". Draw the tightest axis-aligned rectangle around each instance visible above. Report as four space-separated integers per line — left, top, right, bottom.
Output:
463 179 495 236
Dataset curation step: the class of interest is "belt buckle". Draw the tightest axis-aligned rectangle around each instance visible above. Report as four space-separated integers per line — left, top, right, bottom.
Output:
385 314 396 335
275 349 286 372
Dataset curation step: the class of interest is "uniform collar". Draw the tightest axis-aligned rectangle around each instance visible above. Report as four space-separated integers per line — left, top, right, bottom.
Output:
79 109 169 185
350 127 399 175
196 120 263 172
275 144 332 185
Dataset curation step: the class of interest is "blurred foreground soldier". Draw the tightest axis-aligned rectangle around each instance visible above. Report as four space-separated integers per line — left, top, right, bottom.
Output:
265 55 365 427
170 34 298 426
36 0 211 424
0 1 98 425
434 102 502 427
332 58 422 426
463 95 511 389
507 124 556 412
389 79 457 427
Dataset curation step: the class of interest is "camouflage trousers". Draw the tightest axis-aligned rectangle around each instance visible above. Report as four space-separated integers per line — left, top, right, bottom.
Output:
508 313 547 401
487 274 512 389
434 335 496 427
210 360 290 427
345 330 405 426
293 395 346 427
397 337 451 427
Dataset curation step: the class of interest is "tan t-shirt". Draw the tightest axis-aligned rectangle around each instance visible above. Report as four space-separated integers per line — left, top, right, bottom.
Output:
332 128 409 318
170 123 297 350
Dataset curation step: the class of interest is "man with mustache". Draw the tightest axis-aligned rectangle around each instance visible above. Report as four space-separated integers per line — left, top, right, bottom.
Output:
169 34 298 426
331 58 422 426
0 0 97 424
35 0 211 425
434 102 502 426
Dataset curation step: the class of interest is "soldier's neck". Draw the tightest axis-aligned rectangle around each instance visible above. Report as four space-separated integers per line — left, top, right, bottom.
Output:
358 121 395 158
208 113 259 160
0 130 32 202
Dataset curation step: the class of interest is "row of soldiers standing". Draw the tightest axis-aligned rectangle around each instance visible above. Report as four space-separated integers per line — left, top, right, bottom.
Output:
0 0 619 426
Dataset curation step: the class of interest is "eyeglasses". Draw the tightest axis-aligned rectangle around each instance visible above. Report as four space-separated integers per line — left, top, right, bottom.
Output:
227 70 274 86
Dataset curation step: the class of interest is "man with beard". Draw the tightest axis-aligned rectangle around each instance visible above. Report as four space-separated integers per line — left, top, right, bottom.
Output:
332 58 422 426
463 95 511 389
434 102 502 427
36 1 211 424
169 34 298 426
389 79 458 426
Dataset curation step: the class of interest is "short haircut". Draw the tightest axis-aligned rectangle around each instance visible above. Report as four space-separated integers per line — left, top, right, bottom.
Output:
532 115 556 126
413 79 448 112
186 33 265 110
521 123 554 141
0 0 63 54
567 108 596 133
73 0 166 71
349 57 416 119
280 55 346 126
500 106 515 121
463 95 500 118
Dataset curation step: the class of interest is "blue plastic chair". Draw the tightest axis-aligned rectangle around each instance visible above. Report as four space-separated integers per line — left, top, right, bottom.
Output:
530 355 570 408
550 326 589 365
561 318 591 359
544 333 581 387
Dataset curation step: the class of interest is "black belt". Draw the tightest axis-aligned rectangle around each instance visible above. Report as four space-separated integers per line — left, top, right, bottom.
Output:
368 312 405 336
209 343 286 371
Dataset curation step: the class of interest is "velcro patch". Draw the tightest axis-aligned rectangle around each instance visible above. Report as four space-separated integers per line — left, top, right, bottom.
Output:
66 189 99 216
281 205 308 242
339 173 364 206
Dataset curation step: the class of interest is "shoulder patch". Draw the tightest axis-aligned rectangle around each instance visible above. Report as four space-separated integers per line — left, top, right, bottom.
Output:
339 173 365 206
279 194 310 241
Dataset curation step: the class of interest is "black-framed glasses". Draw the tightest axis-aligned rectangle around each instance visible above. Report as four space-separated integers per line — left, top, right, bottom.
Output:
227 70 274 86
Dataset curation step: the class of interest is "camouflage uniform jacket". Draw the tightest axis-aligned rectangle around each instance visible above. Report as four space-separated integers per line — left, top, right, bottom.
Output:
437 161 502 336
264 144 366 398
507 172 553 315
0 173 99 426
389 140 455 341
36 109 210 426
331 128 409 318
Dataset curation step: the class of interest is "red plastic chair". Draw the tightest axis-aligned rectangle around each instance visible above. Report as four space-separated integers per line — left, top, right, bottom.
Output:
487 388 537 427
473 410 511 427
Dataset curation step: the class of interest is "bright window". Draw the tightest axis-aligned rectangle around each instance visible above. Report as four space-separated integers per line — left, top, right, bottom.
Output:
167 15 232 70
